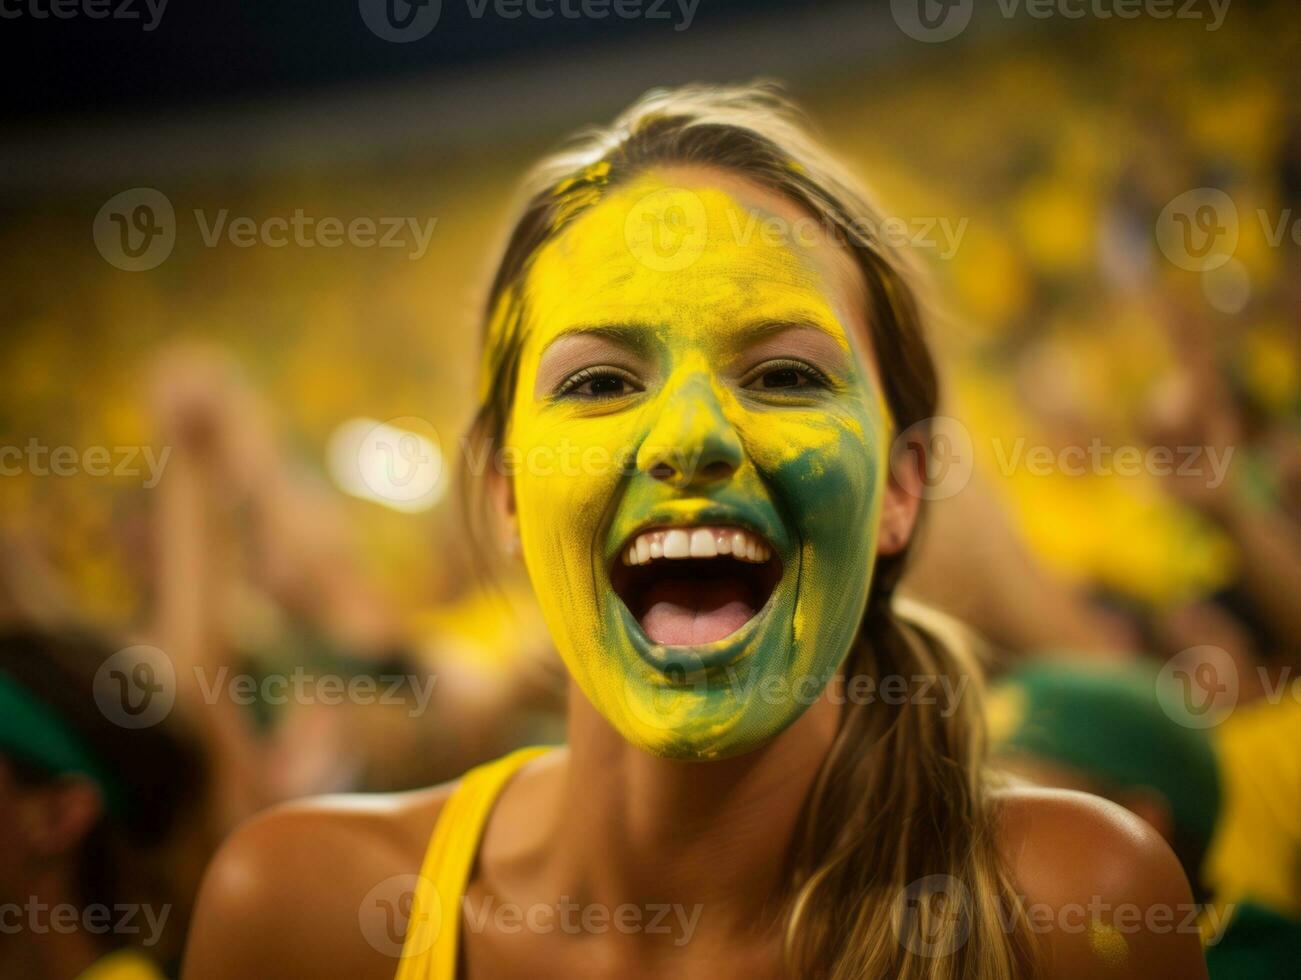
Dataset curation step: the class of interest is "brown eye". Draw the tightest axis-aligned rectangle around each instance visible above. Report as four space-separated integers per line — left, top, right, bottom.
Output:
760 367 806 389
581 375 632 397
556 366 642 400
744 359 831 392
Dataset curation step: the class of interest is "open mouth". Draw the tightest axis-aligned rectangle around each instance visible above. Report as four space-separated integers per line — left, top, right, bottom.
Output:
609 526 783 647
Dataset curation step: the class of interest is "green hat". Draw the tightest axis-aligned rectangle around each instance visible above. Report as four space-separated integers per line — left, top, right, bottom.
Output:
988 660 1221 856
0 667 127 818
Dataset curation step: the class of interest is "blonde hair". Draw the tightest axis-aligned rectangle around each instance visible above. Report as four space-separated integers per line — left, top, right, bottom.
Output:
461 82 1036 979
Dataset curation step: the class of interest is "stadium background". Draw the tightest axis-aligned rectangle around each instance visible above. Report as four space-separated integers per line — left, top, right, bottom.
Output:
1 0 1297 663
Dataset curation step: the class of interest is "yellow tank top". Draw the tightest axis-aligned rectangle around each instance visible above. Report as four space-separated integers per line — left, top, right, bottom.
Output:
76 949 165 980
394 746 553 980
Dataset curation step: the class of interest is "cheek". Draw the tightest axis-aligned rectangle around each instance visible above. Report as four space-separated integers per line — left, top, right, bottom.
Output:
744 408 882 540
508 408 636 562
746 407 883 662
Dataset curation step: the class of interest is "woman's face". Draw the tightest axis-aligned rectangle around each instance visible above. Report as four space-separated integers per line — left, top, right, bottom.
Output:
504 167 893 759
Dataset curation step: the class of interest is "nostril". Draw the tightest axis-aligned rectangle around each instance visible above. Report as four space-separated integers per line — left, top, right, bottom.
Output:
698 460 735 482
649 461 676 482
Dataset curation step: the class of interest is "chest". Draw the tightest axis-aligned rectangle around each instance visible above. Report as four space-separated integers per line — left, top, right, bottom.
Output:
457 885 785 980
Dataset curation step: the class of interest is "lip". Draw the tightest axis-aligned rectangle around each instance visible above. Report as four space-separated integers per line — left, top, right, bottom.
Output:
605 502 788 569
602 501 792 679
614 578 784 678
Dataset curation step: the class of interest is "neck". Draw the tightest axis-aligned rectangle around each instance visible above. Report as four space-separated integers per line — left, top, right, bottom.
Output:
0 872 107 980
550 681 841 932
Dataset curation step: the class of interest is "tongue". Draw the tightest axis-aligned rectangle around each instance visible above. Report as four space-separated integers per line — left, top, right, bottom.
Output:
639 579 756 646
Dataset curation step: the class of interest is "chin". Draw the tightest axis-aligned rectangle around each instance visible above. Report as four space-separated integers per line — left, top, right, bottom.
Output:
597 648 824 762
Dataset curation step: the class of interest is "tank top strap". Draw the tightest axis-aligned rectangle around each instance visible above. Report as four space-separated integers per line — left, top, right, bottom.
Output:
75 949 166 980
395 746 554 980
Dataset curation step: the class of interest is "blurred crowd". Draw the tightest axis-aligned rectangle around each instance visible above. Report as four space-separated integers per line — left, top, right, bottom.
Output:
1 6 1299 979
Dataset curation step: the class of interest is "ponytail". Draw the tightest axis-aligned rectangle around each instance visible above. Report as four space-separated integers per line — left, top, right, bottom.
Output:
783 590 1037 978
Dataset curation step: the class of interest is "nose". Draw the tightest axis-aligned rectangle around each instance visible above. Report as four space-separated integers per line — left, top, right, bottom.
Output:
636 374 743 489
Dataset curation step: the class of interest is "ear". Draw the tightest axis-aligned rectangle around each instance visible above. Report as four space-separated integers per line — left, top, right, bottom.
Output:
487 466 521 558
20 776 104 860
880 427 925 557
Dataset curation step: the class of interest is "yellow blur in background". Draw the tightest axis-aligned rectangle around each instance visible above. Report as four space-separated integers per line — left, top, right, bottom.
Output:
1 5 1298 641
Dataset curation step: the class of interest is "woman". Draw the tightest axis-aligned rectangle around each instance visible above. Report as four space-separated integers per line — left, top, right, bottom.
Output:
185 84 1207 978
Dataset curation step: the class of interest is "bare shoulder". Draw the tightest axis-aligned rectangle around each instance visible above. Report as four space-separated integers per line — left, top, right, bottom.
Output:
182 780 458 980
993 785 1208 979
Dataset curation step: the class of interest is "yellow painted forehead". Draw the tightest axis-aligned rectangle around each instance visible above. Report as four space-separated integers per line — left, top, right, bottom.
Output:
521 169 865 363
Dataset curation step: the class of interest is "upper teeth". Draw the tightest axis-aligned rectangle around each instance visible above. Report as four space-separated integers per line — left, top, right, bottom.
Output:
621 526 772 566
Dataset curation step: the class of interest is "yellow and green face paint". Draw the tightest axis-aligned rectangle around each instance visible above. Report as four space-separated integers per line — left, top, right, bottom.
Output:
506 168 890 759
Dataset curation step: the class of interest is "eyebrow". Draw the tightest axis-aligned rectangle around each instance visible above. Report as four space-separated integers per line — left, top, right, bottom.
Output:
734 318 850 351
534 324 658 398
540 318 846 356
539 323 658 360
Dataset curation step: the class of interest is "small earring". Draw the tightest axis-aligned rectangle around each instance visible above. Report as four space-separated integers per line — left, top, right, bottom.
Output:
506 533 521 557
